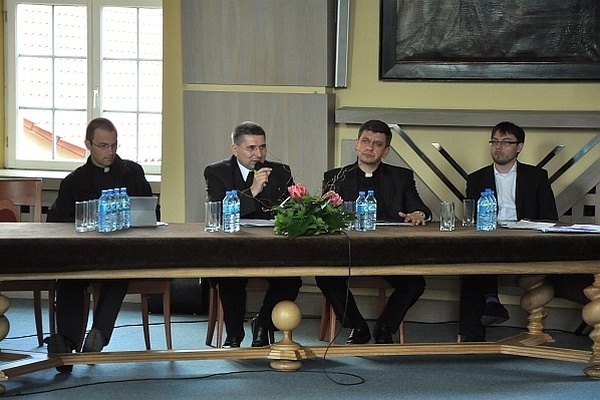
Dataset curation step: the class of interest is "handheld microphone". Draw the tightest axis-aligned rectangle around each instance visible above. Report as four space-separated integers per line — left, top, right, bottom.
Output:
254 161 264 171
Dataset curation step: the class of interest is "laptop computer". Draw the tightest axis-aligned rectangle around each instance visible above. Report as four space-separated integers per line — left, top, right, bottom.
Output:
129 196 158 227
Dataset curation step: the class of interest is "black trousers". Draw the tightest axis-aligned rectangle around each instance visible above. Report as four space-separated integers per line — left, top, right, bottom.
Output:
458 275 498 340
211 277 302 337
315 275 426 332
55 279 129 349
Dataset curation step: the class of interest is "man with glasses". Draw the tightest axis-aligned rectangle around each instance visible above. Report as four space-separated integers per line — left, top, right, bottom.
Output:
46 117 155 372
204 121 301 348
459 121 558 342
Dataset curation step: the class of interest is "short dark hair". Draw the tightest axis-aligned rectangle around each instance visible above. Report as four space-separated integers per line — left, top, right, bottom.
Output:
358 120 392 147
86 117 117 142
231 121 266 145
491 121 525 143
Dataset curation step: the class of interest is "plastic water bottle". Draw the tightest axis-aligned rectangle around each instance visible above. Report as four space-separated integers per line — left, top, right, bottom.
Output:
477 188 497 232
120 187 131 229
222 190 240 233
115 188 123 230
97 189 110 233
222 191 232 232
230 190 240 232
476 191 487 231
487 189 497 231
355 191 367 232
365 190 377 231
107 189 117 232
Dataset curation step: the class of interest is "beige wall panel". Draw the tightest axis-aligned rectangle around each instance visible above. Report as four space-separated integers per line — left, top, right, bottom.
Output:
184 91 334 222
181 0 335 86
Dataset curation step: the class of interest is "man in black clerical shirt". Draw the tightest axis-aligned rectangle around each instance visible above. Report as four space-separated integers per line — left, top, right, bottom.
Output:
46 117 154 373
316 119 431 344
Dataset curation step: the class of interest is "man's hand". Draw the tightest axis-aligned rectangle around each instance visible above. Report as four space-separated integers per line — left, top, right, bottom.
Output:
399 211 427 226
250 167 272 197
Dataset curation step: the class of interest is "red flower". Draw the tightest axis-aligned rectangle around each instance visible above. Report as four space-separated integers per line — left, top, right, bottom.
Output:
322 190 343 207
288 183 309 200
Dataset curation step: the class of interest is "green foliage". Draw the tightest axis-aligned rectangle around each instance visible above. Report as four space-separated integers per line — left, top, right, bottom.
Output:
273 193 354 239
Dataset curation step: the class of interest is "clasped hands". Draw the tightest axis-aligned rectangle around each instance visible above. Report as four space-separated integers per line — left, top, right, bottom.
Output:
399 211 427 226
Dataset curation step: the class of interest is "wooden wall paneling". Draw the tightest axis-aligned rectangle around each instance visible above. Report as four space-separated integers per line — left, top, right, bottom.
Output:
183 91 334 222
181 0 336 86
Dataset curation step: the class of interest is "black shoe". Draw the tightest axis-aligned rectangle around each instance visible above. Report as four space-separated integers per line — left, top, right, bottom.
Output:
82 328 106 353
345 327 371 345
373 323 393 344
223 333 244 348
251 316 272 347
481 302 510 326
44 334 74 373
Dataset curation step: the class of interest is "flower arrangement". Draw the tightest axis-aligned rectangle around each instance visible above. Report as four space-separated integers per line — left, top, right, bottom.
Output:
273 183 354 239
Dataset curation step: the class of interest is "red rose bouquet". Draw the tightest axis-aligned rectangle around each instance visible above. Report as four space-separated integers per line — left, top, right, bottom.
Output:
274 183 353 239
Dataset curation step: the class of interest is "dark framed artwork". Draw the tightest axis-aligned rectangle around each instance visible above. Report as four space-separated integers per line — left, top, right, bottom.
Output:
380 0 600 80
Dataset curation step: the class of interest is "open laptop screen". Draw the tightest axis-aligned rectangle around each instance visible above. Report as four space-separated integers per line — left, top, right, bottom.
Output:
129 196 158 227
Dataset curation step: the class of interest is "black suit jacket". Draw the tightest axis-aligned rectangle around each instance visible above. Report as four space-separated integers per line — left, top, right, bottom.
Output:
204 155 294 219
466 161 558 221
323 162 431 222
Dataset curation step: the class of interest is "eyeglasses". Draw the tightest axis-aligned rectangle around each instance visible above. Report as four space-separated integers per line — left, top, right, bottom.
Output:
489 140 518 147
240 144 267 153
91 141 119 151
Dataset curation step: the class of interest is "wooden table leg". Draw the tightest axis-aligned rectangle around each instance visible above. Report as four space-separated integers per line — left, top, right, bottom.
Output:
583 273 600 379
514 275 554 346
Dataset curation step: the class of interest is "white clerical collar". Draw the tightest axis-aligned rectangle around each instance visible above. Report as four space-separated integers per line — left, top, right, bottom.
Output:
237 161 252 181
104 167 110 173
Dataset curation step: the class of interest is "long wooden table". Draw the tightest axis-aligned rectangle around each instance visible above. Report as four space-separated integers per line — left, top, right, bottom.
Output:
1 222 600 388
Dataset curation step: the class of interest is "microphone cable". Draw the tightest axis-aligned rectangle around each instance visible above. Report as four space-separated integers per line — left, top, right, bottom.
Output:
320 229 366 386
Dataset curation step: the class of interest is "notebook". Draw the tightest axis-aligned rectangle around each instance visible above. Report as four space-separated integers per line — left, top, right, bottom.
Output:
129 196 158 227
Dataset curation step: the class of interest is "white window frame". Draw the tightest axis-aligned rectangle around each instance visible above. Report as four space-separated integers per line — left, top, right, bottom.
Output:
3 0 162 174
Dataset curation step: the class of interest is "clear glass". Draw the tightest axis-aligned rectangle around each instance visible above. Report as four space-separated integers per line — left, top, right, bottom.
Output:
440 201 456 232
462 199 475 227
205 201 222 232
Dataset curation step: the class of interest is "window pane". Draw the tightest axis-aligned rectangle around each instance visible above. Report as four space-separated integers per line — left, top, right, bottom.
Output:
103 60 138 111
54 6 87 57
17 4 53 56
103 8 138 58
55 58 87 109
139 61 162 112
55 110 88 160
138 113 162 163
17 109 53 160
139 8 163 59
18 57 53 108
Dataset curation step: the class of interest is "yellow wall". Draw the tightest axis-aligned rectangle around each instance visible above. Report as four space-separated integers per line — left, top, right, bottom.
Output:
1 2 5 167
160 1 600 222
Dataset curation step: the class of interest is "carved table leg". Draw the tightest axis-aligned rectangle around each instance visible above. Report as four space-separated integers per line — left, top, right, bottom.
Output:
0 294 11 394
516 275 554 345
583 273 600 379
267 301 313 371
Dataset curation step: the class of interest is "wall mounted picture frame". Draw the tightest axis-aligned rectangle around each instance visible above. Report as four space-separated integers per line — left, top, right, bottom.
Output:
380 0 600 80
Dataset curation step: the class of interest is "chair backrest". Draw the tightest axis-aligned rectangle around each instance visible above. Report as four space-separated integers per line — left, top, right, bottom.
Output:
0 178 43 222
0 198 20 222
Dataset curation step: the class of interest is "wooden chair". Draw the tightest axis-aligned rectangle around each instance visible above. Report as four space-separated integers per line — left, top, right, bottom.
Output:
0 179 56 346
80 279 173 350
205 278 275 347
318 277 405 344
